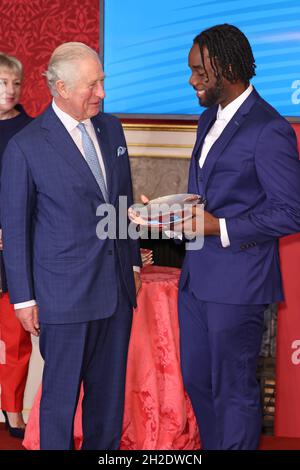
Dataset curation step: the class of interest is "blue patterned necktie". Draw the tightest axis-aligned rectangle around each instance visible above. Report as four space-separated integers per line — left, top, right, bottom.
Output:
77 122 108 201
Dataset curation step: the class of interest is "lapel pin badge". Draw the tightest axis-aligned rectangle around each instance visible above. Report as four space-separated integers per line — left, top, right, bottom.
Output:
117 146 127 157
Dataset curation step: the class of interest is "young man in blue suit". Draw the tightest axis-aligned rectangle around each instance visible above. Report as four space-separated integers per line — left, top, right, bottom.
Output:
0 42 141 449
177 24 300 449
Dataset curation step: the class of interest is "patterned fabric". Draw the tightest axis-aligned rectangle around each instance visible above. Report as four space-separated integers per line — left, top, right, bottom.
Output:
23 266 200 450
77 122 108 201
0 0 100 118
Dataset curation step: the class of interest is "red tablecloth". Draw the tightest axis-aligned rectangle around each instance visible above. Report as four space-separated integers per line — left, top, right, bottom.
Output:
23 266 200 450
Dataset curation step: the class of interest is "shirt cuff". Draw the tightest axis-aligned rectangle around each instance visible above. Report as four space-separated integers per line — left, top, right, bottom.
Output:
133 266 140 273
219 218 230 247
14 300 37 310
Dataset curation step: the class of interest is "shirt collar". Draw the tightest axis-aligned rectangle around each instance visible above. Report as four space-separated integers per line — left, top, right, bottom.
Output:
52 99 93 132
217 84 253 122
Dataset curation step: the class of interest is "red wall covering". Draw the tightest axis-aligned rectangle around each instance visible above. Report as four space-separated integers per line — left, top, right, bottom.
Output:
0 0 99 117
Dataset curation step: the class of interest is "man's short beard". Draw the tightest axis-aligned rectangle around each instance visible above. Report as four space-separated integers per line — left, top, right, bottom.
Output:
200 75 223 108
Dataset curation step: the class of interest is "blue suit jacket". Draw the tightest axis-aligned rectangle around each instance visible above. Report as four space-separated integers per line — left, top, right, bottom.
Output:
0 106 141 323
180 89 300 304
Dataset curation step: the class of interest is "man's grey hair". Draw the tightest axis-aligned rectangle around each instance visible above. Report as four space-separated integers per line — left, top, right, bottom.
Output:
0 52 23 77
44 42 99 97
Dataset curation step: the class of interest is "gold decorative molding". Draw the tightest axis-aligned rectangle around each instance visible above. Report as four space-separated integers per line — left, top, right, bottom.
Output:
123 122 196 159
128 142 193 149
130 152 191 159
123 123 197 132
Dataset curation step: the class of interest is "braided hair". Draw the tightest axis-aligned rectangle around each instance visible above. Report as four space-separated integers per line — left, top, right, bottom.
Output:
193 24 256 85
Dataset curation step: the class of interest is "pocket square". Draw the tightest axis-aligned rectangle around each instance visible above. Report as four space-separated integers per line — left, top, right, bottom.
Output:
117 146 127 157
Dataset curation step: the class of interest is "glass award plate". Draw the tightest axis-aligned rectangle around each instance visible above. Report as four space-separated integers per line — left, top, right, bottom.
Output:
128 193 203 228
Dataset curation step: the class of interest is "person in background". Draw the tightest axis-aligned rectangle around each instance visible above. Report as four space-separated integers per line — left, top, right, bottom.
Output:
0 52 32 439
175 24 300 449
0 42 141 450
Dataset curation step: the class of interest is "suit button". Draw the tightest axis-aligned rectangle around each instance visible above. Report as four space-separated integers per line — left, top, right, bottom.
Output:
108 250 113 255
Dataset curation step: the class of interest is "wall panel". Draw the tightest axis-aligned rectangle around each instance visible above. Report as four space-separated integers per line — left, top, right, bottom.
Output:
0 0 99 116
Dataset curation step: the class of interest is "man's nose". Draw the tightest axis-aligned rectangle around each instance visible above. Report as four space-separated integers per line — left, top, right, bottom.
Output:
189 74 197 87
95 83 105 99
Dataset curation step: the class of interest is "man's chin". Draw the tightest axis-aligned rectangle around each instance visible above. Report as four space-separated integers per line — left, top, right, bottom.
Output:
89 106 100 117
198 98 208 108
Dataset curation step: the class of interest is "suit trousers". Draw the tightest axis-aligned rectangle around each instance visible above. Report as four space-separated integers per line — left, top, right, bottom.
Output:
39 278 133 450
178 287 265 450
0 293 32 411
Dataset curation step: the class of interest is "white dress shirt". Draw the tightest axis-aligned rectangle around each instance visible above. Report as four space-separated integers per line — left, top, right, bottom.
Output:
52 100 108 186
200 84 253 247
15 100 139 310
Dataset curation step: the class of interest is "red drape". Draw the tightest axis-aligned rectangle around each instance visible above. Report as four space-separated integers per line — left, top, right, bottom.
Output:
275 124 300 437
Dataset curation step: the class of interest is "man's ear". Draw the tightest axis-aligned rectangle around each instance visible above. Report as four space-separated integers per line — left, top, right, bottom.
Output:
55 80 69 99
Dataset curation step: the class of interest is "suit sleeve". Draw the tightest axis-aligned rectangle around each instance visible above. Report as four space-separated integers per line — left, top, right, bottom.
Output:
117 120 142 268
226 119 300 249
126 158 142 268
0 138 36 303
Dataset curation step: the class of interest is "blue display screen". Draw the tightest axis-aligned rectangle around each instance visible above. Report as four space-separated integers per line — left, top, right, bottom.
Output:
102 0 300 119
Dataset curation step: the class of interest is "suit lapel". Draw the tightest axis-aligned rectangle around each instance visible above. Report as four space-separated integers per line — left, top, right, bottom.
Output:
202 89 259 191
193 107 217 159
201 116 242 187
41 106 107 200
189 108 217 194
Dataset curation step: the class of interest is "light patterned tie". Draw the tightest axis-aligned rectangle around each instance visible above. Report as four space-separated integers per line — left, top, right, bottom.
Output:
77 122 108 201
